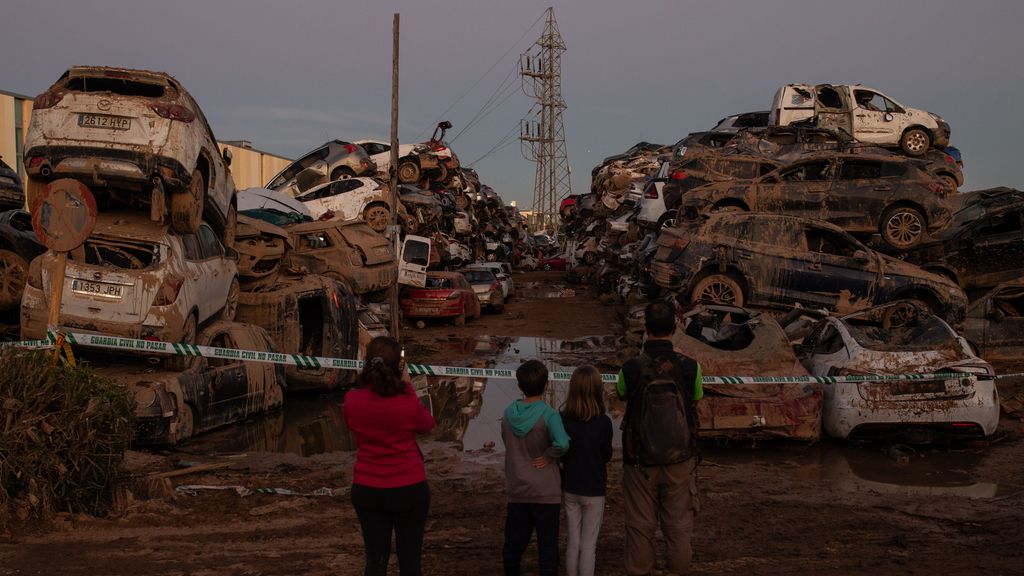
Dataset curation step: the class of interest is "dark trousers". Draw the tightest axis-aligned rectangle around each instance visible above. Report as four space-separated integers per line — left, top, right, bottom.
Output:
503 502 560 576
351 481 430 576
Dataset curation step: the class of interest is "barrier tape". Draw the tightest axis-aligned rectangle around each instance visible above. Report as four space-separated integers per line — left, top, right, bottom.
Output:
2 331 1022 385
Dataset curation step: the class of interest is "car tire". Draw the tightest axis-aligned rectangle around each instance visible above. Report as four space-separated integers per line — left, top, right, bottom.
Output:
691 273 745 307
0 249 28 310
491 294 505 314
363 204 390 233
219 277 239 322
165 313 198 371
397 160 421 184
222 202 237 247
435 164 449 184
171 168 205 234
543 263 553 271
881 205 926 250
173 402 195 445
656 210 678 231
900 128 931 156
331 167 356 180
937 174 958 194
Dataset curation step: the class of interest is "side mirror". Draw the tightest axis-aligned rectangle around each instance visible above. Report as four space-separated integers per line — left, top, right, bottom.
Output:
883 112 894 122
853 249 870 262
222 148 233 166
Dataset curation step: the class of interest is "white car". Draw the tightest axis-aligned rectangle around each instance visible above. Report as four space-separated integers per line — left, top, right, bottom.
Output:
798 301 999 440
23 66 237 241
21 212 238 346
637 161 672 229
353 139 419 175
465 262 513 299
290 177 395 232
458 268 505 313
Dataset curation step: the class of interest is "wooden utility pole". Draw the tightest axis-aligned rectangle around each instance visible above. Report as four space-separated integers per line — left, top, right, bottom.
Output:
389 13 401 340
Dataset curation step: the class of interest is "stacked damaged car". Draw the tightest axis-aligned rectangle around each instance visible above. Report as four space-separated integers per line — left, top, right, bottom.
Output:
574 82 1018 443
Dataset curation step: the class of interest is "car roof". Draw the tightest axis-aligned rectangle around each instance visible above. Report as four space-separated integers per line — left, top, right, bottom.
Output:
703 211 850 234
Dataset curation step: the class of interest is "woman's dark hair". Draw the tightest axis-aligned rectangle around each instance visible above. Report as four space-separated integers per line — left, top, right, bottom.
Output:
357 336 405 397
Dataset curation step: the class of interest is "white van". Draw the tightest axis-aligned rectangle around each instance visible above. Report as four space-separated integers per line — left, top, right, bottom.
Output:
770 84 950 156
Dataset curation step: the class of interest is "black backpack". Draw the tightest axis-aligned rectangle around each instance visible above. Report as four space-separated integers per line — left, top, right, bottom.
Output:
624 353 698 466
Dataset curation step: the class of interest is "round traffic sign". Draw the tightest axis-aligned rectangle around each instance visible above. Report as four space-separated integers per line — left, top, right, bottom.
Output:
31 178 97 252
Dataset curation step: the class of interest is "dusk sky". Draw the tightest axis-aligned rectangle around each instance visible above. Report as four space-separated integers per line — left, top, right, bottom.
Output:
2 0 1021 208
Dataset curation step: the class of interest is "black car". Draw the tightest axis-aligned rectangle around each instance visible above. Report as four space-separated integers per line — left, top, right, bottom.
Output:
0 158 23 211
963 278 1024 363
680 152 953 250
0 210 46 314
650 212 967 323
902 188 1024 291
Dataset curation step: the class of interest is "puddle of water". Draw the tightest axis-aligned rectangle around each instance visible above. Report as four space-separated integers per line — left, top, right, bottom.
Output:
516 281 577 299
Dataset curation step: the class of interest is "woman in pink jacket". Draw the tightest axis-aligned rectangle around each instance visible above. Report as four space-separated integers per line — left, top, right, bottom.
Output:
343 336 436 576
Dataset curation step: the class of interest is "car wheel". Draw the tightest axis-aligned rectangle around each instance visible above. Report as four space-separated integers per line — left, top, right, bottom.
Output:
656 210 678 231
165 313 198 371
173 402 195 445
170 168 205 234
900 128 931 156
363 204 390 233
938 174 958 194
222 202 237 247
691 274 744 306
331 166 356 180
456 194 469 210
219 277 239 322
543 263 553 271
454 310 466 326
397 160 421 183
881 205 926 250
0 249 28 310
491 294 505 314
882 300 924 329
435 164 449 184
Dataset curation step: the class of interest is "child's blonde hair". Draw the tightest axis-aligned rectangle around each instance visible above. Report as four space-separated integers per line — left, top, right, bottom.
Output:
563 365 606 421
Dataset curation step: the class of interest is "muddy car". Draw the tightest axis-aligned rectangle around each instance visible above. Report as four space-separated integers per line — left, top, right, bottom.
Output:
283 218 396 296
233 215 291 291
0 210 45 313
353 139 419 175
458 268 505 313
663 302 822 441
396 122 462 186
265 140 376 196
291 178 396 233
0 157 23 210
21 213 239 344
399 271 481 326
97 321 286 445
24 66 237 240
651 213 967 323
797 301 998 440
962 279 1024 363
236 274 358 392
680 152 952 250
902 188 1024 291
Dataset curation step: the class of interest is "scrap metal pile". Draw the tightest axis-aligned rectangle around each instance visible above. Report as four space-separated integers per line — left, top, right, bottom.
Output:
1 66 526 447
567 83 1022 443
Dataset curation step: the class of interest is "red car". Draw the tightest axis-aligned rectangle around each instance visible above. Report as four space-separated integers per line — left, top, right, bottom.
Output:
400 271 481 326
539 256 569 271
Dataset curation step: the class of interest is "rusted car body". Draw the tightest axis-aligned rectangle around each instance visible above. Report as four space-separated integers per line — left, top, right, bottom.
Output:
265 140 376 196
236 273 359 392
650 213 967 324
233 215 291 291
23 66 236 239
797 301 998 440
21 212 238 344
652 302 822 441
902 188 1024 291
962 279 1024 364
0 158 23 210
680 152 952 250
283 218 396 296
399 271 481 326
0 210 45 312
96 321 285 445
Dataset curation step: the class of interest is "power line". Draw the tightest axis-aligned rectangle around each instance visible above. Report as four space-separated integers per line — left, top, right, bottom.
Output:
451 67 521 144
468 124 521 167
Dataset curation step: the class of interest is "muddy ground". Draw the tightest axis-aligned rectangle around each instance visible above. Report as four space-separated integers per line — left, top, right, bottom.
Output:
2 271 1024 576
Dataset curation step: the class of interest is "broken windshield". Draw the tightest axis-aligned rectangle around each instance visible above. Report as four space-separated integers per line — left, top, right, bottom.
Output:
74 239 160 269
845 315 953 352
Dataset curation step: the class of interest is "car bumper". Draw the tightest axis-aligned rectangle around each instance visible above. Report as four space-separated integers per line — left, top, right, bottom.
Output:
21 285 185 343
24 144 192 190
697 382 823 441
822 378 1000 439
400 299 464 318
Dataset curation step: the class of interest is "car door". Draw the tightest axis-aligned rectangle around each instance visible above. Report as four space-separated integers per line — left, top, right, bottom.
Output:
829 158 889 232
788 223 877 311
965 208 1024 288
718 216 802 306
196 223 229 321
760 160 832 220
202 328 251 422
851 89 901 144
813 85 853 136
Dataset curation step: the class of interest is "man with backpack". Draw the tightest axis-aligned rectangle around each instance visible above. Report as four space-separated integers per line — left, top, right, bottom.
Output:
617 300 703 575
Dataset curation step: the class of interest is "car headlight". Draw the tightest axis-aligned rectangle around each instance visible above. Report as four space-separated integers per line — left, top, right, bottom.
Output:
134 385 158 408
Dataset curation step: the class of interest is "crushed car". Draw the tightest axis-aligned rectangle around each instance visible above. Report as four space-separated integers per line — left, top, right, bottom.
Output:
21 212 239 345
0 210 46 314
233 214 291 291
650 212 967 324
265 140 376 196
24 66 237 241
0 157 23 210
796 300 998 441
236 273 359 392
283 218 397 296
396 121 462 187
680 151 953 250
962 278 1024 364
96 321 286 445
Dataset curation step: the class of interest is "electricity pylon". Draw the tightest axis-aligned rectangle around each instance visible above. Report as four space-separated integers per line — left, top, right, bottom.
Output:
519 7 571 232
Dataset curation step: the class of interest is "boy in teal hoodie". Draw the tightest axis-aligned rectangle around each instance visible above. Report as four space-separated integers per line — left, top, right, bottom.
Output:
501 359 570 576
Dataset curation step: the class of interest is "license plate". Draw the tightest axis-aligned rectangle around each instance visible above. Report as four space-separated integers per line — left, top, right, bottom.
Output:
78 113 132 131
71 279 124 299
891 380 947 395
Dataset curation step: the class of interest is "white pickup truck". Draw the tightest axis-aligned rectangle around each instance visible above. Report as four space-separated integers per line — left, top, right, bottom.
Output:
770 84 950 156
